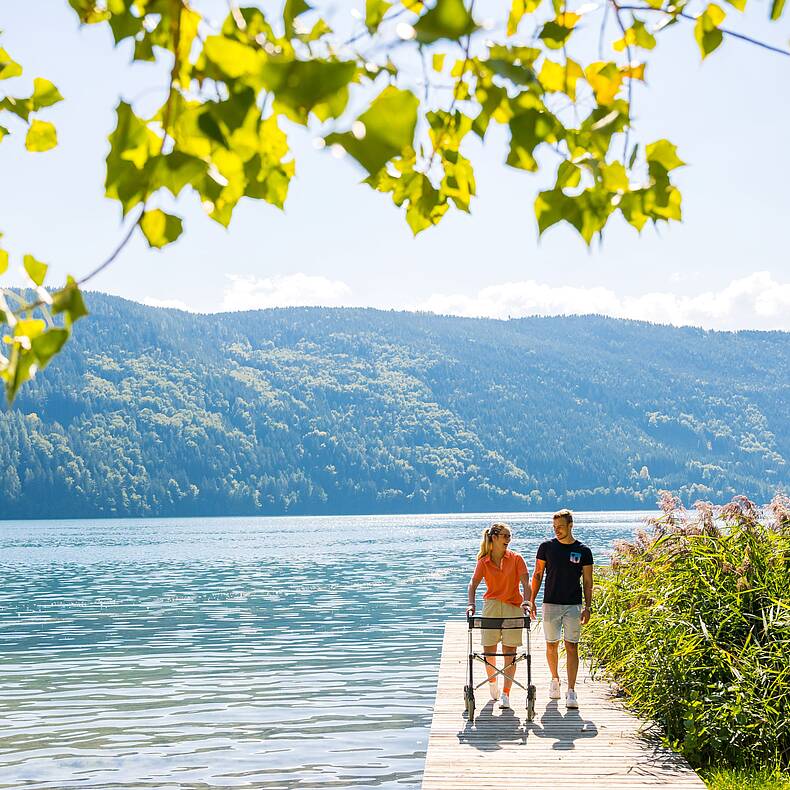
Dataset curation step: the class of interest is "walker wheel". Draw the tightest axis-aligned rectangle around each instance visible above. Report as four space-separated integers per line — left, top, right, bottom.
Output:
527 684 537 722
464 686 475 722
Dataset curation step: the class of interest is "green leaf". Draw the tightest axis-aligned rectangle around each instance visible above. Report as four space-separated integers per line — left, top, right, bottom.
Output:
25 120 58 152
555 160 581 189
0 124 8 143
441 151 476 211
507 108 561 172
3 345 36 404
31 78 64 109
30 327 69 369
472 84 507 139
52 277 88 324
155 152 208 198
108 9 145 43
538 14 579 49
0 47 23 80
770 0 786 19
414 0 477 43
105 102 158 214
538 59 583 100
140 210 184 249
67 0 111 24
202 36 262 80
694 4 725 58
507 0 541 36
406 173 449 234
23 254 48 286
133 36 156 62
725 0 746 10
14 317 46 340
325 87 419 175
584 62 623 105
260 60 356 124
613 19 656 51
366 0 392 31
0 248 8 275
646 139 685 171
284 0 311 35
535 187 614 243
601 161 628 192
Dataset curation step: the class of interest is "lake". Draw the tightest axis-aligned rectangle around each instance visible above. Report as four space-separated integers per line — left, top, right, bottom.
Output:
0 511 655 789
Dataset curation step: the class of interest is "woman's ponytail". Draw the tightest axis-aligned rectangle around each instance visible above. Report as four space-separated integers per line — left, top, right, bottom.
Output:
477 526 493 560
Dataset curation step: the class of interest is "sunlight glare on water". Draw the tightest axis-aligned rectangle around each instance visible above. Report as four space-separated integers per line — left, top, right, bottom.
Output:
0 511 653 789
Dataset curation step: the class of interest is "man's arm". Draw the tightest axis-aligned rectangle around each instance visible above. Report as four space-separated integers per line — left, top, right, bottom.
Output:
530 558 546 617
581 564 593 625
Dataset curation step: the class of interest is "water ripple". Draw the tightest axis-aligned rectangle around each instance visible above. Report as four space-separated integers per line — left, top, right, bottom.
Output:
0 511 650 789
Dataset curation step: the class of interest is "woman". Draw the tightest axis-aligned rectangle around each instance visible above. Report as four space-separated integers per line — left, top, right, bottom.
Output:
466 522 531 709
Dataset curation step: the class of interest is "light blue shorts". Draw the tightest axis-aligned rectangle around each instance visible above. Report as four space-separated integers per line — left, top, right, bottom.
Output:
542 603 583 644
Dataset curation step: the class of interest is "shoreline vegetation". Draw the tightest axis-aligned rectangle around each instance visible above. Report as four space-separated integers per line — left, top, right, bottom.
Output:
583 492 790 789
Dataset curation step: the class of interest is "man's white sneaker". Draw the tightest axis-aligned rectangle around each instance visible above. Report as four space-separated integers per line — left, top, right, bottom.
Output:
566 689 578 709
500 691 511 709
549 677 561 699
489 681 499 700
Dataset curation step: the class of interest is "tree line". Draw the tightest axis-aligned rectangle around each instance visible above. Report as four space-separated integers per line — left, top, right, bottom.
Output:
1 296 787 519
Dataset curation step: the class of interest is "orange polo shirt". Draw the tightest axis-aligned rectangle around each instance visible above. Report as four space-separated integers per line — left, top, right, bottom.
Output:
471 550 527 606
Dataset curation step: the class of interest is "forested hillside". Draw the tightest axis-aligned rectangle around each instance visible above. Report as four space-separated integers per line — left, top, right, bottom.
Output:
1 295 787 518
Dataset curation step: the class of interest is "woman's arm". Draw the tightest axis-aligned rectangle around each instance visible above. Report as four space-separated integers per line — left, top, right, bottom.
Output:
520 568 532 614
467 577 480 614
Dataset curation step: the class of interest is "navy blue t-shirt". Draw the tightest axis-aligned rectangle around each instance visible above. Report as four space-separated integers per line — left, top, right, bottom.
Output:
536 538 593 605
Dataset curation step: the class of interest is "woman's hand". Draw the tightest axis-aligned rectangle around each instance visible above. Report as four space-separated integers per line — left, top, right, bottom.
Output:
521 601 532 619
466 604 476 617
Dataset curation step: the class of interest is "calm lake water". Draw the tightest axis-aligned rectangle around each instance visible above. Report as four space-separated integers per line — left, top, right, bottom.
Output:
0 511 654 789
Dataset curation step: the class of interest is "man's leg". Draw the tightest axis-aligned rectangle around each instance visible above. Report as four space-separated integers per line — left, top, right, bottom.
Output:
542 603 562 678
563 605 583 689
545 640 560 678
565 640 579 689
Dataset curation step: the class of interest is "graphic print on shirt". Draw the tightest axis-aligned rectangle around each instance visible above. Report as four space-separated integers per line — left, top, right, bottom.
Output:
569 551 581 564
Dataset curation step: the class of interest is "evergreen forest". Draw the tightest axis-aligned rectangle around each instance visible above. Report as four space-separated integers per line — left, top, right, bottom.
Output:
1 295 787 519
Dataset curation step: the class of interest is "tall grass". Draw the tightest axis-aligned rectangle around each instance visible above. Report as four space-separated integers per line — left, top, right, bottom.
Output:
584 493 790 769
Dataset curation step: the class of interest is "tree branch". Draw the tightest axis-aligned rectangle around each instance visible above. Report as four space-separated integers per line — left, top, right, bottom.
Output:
610 0 634 160
615 5 790 56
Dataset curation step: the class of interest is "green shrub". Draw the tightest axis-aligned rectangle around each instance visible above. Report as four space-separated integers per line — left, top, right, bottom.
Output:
701 766 790 790
584 493 790 769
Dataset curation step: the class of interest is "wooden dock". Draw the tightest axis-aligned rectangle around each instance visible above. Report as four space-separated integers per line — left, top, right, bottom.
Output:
421 621 706 789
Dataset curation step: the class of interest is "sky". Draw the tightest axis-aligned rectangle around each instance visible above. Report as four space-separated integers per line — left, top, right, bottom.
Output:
1 1 789 330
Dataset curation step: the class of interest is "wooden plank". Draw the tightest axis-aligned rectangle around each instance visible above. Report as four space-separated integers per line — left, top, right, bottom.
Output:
421 621 705 789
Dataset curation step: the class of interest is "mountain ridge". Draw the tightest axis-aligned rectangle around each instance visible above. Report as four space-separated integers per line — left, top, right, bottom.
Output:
1 294 787 519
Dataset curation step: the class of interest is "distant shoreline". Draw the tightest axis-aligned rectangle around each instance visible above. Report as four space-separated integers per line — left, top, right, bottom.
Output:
0 507 662 525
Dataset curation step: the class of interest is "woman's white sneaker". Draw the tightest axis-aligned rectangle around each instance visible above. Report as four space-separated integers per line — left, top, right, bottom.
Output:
489 681 499 700
566 689 578 709
549 677 561 699
500 691 511 709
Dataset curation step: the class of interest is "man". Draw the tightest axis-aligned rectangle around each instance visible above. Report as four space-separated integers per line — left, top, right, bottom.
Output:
530 509 593 709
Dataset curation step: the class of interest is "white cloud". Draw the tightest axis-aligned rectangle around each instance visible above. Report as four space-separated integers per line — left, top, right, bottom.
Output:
142 297 195 312
221 273 353 312
417 271 790 331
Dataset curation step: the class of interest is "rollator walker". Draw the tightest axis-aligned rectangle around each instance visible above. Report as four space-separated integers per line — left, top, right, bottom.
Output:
464 613 536 723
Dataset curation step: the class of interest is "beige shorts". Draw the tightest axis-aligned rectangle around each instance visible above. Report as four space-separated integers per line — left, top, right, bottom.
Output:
480 599 524 647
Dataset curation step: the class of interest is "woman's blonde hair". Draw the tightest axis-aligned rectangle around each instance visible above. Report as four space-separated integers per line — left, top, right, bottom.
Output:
477 522 511 560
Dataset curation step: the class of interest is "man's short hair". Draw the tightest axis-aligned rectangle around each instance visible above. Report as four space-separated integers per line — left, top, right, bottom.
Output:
553 508 573 526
